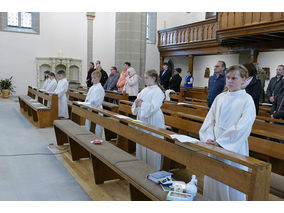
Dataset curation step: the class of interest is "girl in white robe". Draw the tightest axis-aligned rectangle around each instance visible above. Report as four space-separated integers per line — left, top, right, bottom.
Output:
199 64 256 201
45 73 57 107
131 69 165 170
54 70 69 118
84 71 105 138
41 71 51 90
46 73 57 92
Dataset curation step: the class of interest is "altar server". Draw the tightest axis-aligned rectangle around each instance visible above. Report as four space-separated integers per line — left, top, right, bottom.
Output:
199 64 256 201
45 72 57 92
84 71 105 137
41 70 51 90
131 69 165 170
54 70 69 118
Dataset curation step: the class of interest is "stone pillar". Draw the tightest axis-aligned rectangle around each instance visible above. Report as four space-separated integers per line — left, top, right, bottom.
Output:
115 12 147 85
86 12 95 68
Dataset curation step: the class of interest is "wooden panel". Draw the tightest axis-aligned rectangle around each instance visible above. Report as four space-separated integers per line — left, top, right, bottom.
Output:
235 12 244 26
244 12 253 25
272 12 283 21
261 12 272 23
228 12 236 28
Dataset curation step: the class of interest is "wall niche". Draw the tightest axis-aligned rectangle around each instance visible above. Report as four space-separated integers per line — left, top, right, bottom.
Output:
36 57 82 88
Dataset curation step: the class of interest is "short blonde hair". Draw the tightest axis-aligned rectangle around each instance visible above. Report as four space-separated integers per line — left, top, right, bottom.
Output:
91 71 102 79
226 64 248 79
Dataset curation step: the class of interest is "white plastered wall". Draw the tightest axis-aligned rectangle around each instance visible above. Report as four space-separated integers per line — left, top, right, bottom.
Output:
0 12 88 96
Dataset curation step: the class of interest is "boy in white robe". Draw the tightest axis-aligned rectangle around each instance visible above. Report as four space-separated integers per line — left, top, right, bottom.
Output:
84 71 105 138
54 70 69 118
131 69 165 170
199 64 256 201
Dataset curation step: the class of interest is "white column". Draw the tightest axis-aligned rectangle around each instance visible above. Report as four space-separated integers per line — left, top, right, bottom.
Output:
86 12 95 67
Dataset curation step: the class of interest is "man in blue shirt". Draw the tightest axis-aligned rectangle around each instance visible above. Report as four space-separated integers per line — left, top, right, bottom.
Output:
207 61 226 107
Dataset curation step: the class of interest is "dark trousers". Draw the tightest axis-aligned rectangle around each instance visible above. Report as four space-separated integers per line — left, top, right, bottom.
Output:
128 96 137 102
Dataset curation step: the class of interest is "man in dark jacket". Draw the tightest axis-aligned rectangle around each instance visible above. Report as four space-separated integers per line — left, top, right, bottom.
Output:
266 65 284 103
95 63 108 87
206 61 226 107
271 86 284 119
159 62 172 90
169 68 182 92
86 62 95 88
104 66 120 91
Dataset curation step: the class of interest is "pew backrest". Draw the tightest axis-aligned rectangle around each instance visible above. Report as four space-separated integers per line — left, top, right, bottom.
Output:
71 102 271 200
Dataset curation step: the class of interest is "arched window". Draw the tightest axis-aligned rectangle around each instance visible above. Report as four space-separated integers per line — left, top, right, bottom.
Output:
146 12 157 44
0 12 39 34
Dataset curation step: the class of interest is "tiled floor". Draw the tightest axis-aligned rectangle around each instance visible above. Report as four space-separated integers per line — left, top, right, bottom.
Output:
0 97 90 201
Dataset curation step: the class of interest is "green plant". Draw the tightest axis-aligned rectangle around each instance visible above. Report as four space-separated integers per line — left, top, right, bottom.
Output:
0 76 15 94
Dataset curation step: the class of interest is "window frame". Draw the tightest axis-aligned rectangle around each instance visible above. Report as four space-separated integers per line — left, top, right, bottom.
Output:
0 12 40 34
206 12 217 19
146 12 157 44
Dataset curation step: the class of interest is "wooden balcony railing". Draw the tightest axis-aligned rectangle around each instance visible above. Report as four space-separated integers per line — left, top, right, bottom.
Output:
158 12 284 55
158 18 217 48
218 12 284 30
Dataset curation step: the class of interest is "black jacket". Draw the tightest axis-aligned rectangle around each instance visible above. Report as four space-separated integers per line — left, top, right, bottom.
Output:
86 68 95 88
271 87 284 119
169 74 182 92
100 69 108 87
266 75 283 101
159 69 172 90
245 76 262 115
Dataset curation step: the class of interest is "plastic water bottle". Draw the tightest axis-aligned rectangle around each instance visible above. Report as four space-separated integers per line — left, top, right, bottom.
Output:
185 175 198 198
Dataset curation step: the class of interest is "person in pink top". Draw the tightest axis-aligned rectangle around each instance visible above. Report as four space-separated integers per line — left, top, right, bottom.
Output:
117 62 131 92
123 67 140 102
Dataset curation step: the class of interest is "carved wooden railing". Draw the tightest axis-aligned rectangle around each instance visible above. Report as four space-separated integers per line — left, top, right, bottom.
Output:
158 18 217 47
158 12 284 54
218 12 284 30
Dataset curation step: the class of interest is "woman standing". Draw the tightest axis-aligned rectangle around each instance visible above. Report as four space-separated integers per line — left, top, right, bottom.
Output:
199 65 256 201
243 63 262 114
86 62 95 88
131 69 165 170
123 67 140 102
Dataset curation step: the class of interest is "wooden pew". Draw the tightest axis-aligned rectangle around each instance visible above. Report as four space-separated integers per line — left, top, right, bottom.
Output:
104 90 128 103
183 87 208 100
162 101 284 141
77 85 88 92
18 86 58 128
118 101 284 197
67 88 118 141
54 102 271 200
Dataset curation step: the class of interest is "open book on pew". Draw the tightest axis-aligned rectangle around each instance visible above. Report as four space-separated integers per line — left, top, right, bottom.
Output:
169 134 199 143
76 101 92 107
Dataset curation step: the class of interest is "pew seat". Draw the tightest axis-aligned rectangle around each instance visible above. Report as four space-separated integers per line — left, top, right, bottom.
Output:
270 172 284 199
19 95 50 111
18 87 58 128
53 119 205 201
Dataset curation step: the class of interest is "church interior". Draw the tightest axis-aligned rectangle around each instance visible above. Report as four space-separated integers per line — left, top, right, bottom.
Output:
0 2 284 210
